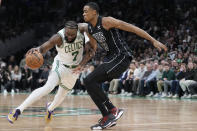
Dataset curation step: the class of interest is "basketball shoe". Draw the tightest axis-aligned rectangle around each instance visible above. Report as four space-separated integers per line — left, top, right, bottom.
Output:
92 108 124 130
45 103 54 124
110 108 124 121
98 108 124 124
91 113 116 130
7 109 21 124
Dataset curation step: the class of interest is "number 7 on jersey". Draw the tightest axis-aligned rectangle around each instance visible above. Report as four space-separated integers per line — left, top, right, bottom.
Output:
72 51 79 61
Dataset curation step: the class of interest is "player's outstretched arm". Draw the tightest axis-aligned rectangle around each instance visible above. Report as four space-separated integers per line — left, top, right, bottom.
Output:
27 34 62 55
102 17 168 52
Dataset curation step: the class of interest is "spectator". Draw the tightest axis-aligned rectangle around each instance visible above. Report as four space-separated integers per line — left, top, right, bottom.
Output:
79 65 95 95
146 62 159 97
109 79 119 95
38 66 49 87
138 63 153 96
187 68 197 97
0 65 12 95
119 70 128 95
124 63 136 96
19 55 26 69
8 56 17 68
132 62 146 95
157 63 176 98
171 64 187 98
180 62 196 98
11 65 22 94
171 60 179 73
21 65 32 92
31 69 41 91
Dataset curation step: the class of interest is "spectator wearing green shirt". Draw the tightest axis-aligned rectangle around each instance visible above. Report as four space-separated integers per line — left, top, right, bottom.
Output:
157 63 176 97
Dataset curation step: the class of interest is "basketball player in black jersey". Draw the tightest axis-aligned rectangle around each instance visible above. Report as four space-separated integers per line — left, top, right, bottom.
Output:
81 2 167 130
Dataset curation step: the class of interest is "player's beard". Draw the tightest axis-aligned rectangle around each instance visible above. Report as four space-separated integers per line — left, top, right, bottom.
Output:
65 36 76 43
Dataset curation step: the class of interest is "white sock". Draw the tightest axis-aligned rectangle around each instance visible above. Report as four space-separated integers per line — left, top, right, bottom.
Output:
17 72 59 113
48 86 69 111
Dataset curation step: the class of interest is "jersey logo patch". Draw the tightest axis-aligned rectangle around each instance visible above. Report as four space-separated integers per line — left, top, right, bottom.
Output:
92 32 109 51
89 26 93 33
97 25 101 30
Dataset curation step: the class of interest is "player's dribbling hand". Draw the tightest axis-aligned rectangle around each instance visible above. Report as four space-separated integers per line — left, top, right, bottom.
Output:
152 40 168 52
26 47 40 55
72 65 83 74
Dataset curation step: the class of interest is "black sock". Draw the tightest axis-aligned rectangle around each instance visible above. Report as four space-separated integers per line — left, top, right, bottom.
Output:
103 99 115 110
16 109 21 114
97 103 109 117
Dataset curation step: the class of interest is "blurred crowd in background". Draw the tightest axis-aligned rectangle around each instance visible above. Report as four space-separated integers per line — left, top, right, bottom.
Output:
0 0 197 99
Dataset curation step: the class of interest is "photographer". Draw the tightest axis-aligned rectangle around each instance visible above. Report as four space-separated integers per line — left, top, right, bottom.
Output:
1 66 12 95
21 65 32 92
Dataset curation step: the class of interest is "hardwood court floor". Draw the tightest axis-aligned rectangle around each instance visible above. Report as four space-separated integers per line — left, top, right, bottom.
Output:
0 94 197 131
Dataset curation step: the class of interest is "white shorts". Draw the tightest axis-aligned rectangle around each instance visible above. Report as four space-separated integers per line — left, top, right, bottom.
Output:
51 59 79 90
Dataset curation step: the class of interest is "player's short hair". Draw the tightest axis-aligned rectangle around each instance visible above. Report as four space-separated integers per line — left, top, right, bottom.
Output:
65 21 78 29
85 2 100 13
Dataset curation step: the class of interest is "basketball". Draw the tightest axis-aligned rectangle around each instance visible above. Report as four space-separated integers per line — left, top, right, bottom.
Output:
25 51 44 69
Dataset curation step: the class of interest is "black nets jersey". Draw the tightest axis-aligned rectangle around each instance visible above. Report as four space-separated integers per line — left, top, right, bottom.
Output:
88 16 132 59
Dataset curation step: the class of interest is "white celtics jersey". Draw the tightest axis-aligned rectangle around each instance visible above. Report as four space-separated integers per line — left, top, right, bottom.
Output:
55 28 85 65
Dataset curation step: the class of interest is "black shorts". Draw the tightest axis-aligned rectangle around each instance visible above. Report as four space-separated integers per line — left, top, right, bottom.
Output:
84 54 132 84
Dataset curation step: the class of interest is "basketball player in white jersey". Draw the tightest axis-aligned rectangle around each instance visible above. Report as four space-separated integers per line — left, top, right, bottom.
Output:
7 21 96 124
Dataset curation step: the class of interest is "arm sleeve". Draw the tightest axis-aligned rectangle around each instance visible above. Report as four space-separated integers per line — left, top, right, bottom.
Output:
84 32 90 44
